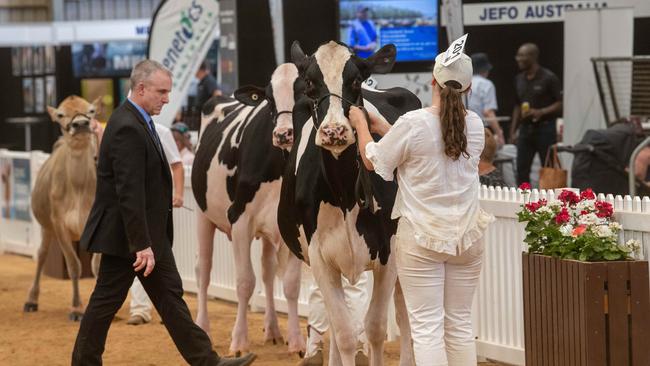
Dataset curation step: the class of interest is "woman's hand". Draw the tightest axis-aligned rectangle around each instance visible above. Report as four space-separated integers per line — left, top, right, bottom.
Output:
348 106 368 130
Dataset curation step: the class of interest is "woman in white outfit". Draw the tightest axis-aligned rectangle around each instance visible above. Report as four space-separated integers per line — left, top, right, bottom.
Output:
349 49 493 365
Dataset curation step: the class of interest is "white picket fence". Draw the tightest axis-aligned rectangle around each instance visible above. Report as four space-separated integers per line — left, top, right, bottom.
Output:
2 149 649 366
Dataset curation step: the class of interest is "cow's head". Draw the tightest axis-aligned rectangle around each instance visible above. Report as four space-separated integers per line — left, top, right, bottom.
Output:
47 95 100 139
291 41 396 156
235 63 302 150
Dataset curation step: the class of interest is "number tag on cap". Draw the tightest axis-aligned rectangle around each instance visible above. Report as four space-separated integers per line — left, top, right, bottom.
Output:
441 33 468 67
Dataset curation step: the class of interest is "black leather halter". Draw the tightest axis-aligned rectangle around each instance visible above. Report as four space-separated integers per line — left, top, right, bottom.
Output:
273 110 293 126
309 92 375 212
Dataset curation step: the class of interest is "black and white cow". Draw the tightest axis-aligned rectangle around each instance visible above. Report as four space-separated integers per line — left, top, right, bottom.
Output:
278 41 422 366
191 63 305 356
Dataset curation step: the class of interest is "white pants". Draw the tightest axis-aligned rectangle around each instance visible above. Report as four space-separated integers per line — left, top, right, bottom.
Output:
305 271 369 356
129 277 153 322
395 220 484 366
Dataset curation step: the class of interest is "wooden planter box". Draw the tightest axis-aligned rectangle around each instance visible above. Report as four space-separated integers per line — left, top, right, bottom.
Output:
522 253 650 366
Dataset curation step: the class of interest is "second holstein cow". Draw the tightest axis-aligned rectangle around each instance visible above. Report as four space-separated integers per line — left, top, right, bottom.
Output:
279 41 421 365
191 63 306 356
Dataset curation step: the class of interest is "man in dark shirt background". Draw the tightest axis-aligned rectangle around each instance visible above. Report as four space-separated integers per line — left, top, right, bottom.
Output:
195 60 221 112
509 43 563 185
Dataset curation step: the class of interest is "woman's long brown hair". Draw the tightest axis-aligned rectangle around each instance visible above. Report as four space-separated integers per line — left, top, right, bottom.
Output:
439 80 469 160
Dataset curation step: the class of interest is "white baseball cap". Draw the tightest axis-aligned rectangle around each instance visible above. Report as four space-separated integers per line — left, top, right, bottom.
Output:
433 52 473 92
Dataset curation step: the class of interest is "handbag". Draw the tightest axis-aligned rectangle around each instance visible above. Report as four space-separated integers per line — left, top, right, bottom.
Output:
539 145 567 189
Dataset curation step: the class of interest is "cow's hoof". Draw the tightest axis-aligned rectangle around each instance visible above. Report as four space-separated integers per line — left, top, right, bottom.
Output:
296 349 322 365
264 336 284 346
69 311 83 322
355 350 369 366
24 302 38 312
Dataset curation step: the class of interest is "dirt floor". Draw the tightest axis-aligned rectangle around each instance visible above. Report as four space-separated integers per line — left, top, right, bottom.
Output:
0 253 501 365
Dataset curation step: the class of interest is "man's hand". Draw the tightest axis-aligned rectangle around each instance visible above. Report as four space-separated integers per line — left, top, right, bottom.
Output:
172 194 183 208
134 247 155 277
528 108 545 122
509 129 518 145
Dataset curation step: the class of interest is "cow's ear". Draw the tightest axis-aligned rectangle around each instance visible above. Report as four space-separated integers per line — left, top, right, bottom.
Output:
364 44 397 75
234 85 266 106
290 41 309 74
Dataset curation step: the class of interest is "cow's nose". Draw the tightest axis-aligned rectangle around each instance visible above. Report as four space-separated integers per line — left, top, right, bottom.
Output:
320 125 348 146
273 128 294 145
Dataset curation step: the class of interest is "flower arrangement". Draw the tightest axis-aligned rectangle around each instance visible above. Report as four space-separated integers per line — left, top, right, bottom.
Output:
517 184 641 261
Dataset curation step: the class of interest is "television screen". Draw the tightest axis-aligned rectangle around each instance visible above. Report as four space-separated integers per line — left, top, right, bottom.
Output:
71 42 147 78
339 0 438 62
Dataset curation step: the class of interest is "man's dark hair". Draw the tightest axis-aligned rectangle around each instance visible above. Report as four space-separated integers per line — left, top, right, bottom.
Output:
198 60 211 71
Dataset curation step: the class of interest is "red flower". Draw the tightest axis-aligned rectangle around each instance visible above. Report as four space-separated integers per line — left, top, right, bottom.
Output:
580 210 589 216
525 202 541 212
558 190 580 205
572 225 587 236
555 207 571 224
580 188 595 201
595 201 613 218
519 182 531 191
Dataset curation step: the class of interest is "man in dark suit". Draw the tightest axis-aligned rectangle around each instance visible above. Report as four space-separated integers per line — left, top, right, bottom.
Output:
71 60 256 366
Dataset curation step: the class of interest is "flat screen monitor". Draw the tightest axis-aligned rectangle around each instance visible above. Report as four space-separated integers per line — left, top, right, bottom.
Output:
339 0 438 63
71 42 147 78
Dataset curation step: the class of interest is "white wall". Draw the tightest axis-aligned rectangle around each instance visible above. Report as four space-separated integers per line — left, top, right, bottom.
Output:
562 7 633 176
370 72 433 107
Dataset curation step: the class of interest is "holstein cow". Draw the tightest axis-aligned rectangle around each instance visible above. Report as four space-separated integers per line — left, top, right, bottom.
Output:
191 63 306 356
278 41 421 366
24 95 101 321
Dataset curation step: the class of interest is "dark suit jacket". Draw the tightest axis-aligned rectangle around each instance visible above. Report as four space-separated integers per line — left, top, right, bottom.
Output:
80 100 173 259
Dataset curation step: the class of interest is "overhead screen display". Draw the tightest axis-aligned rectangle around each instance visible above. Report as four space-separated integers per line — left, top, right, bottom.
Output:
339 0 438 62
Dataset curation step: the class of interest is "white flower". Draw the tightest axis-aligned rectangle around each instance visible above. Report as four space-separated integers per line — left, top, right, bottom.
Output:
625 239 642 254
594 225 614 238
576 199 596 212
578 213 601 226
547 200 563 209
560 224 574 237
609 222 623 233
537 206 553 215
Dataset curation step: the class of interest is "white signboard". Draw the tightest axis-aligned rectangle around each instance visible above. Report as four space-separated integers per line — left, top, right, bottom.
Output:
444 0 639 26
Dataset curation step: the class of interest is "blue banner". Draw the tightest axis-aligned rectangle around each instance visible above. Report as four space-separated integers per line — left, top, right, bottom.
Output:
11 158 31 222
380 25 438 62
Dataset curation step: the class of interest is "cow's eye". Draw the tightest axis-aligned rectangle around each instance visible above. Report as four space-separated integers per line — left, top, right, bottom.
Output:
352 78 362 90
304 79 316 98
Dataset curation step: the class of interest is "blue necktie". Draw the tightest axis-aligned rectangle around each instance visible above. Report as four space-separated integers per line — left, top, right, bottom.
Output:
146 119 164 154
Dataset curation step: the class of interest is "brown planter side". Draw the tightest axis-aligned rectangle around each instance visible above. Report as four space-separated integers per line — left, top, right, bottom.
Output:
523 253 650 366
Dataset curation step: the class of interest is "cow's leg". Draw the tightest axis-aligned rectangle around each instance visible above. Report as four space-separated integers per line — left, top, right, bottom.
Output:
363 263 394 366
55 227 84 321
229 221 255 355
283 250 306 356
310 247 355 366
394 278 415 366
24 228 54 313
260 238 283 345
194 212 216 337
90 253 101 278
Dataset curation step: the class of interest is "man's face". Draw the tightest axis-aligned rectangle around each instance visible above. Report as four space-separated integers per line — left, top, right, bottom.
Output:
515 46 535 71
137 70 171 116
357 9 369 20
